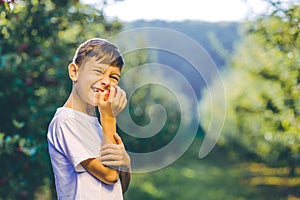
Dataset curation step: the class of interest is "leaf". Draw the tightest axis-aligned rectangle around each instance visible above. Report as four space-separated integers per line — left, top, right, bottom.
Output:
12 118 25 129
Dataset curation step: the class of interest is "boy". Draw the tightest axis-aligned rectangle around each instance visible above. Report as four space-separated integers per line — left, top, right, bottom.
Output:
47 38 131 199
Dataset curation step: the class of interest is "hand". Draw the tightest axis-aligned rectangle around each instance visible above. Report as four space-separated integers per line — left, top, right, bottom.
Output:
94 86 127 117
110 86 127 117
100 133 131 171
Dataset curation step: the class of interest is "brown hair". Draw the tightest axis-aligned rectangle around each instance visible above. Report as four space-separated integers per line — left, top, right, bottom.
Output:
72 38 124 69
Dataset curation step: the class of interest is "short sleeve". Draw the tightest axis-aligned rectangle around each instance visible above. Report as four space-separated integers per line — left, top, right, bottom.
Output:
54 119 102 172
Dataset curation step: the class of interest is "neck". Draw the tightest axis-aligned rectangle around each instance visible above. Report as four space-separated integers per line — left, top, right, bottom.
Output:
64 92 95 117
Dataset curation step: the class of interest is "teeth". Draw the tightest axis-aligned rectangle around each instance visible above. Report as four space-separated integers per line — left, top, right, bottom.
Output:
93 88 100 92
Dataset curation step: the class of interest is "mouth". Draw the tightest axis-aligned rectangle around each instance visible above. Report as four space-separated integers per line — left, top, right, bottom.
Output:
92 87 104 93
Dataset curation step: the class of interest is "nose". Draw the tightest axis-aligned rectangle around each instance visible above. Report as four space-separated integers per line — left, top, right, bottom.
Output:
100 75 110 87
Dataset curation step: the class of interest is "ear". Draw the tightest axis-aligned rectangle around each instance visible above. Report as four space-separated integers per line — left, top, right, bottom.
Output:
68 63 79 82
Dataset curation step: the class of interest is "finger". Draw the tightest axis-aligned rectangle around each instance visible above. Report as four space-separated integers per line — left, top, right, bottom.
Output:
114 86 119 97
100 148 122 157
112 97 127 117
119 89 126 101
116 90 126 104
101 143 120 150
120 96 127 110
101 160 123 167
114 86 122 100
99 90 108 101
114 133 124 146
101 154 123 162
112 92 126 113
108 87 116 103
104 89 110 101
113 87 125 105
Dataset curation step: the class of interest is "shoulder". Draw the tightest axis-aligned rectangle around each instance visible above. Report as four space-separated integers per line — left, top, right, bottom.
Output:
48 107 100 137
49 107 90 127
47 107 102 145
54 107 79 121
47 108 81 140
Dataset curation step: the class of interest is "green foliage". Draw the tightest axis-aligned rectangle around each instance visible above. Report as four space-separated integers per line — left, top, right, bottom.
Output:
125 138 300 200
0 0 122 199
117 49 195 154
199 3 300 175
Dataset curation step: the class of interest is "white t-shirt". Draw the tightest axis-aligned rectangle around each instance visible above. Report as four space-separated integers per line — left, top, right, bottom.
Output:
47 107 123 200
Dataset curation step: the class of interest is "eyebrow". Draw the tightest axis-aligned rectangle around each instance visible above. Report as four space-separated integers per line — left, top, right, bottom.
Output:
93 65 106 70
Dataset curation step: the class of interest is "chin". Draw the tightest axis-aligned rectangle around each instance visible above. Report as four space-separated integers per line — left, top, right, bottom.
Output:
88 94 97 107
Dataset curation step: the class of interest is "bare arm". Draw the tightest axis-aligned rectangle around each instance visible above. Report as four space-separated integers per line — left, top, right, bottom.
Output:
119 166 131 193
84 87 129 188
101 134 131 193
80 158 119 185
80 115 119 185
80 88 119 184
100 115 117 144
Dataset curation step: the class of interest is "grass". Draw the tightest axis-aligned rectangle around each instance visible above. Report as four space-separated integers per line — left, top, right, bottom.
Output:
36 138 300 200
124 138 300 200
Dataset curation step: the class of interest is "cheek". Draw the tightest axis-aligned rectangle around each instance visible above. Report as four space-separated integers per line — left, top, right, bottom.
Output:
76 78 94 96
110 82 119 87
82 75 99 86
109 78 119 86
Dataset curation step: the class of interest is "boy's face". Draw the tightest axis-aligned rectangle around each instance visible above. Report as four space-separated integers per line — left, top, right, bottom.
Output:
75 56 121 106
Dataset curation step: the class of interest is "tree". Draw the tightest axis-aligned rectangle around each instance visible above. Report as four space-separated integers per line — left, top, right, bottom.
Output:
114 45 198 172
199 3 300 175
0 0 122 199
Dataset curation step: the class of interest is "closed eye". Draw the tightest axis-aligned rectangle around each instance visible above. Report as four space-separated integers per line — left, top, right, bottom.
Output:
110 75 120 82
94 69 104 74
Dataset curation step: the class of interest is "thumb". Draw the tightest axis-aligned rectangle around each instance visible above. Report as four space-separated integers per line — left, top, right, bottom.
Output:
99 90 108 101
107 87 115 102
114 133 124 146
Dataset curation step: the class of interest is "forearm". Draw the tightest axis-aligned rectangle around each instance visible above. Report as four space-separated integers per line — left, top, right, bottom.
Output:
100 133 132 192
119 167 131 193
81 115 119 184
81 158 119 185
100 115 117 144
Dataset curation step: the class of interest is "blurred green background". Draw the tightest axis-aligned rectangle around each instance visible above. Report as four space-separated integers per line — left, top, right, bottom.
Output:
0 0 300 199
